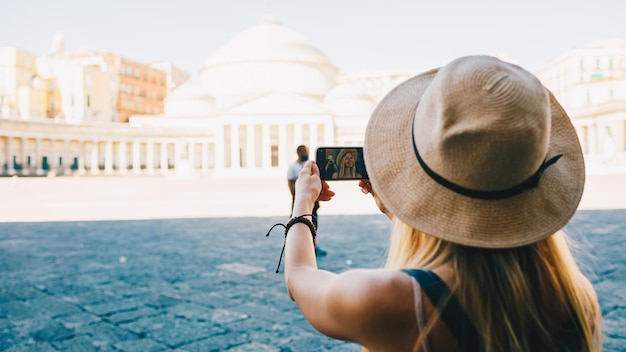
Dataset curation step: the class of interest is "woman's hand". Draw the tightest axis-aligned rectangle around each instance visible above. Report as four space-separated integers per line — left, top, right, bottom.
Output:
359 180 392 220
294 161 335 212
318 179 334 202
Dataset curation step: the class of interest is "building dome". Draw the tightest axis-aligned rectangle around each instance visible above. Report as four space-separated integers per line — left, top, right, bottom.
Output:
586 38 626 49
324 83 374 116
201 14 338 105
164 80 215 116
205 14 334 67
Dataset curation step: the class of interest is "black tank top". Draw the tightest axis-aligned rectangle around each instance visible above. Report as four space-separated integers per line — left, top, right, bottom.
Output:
402 269 483 351
402 269 583 351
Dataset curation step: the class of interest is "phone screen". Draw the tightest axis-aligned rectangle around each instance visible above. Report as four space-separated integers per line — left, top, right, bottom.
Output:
316 147 368 181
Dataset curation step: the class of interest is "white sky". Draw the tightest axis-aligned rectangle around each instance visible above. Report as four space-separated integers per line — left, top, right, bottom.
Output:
1 0 625 76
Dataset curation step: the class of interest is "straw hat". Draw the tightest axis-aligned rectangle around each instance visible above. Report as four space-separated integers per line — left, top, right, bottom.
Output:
364 56 584 248
334 148 361 178
336 148 359 165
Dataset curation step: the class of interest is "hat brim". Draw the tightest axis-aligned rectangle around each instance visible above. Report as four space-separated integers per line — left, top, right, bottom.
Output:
364 68 585 248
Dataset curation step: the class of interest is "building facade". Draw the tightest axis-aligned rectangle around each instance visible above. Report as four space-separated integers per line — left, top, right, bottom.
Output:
0 47 46 119
109 53 167 122
0 15 381 178
36 51 120 123
3 18 624 178
126 14 384 177
537 38 626 173
148 61 191 95
0 118 213 176
3 33 172 124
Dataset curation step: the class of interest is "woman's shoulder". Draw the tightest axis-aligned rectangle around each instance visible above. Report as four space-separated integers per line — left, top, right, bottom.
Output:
324 269 419 347
327 269 416 323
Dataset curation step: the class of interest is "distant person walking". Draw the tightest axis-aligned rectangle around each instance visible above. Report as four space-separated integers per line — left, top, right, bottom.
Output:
287 145 327 256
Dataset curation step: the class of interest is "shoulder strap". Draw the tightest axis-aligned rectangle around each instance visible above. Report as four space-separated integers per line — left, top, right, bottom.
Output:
402 269 483 351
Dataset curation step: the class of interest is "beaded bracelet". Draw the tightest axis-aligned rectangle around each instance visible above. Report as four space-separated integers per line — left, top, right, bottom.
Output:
286 215 317 245
265 214 317 273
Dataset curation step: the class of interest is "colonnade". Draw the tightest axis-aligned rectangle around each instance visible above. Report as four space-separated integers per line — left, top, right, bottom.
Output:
574 119 626 171
574 121 626 156
3 116 626 176
0 136 216 176
216 120 331 171
0 118 334 177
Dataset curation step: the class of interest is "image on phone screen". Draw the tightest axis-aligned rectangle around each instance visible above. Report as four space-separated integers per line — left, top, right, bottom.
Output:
316 147 368 181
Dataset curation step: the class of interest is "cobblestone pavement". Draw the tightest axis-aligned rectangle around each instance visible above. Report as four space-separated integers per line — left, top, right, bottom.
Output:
0 210 624 351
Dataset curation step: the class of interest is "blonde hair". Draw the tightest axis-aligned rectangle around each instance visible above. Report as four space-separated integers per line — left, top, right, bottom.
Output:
385 217 602 352
336 149 358 178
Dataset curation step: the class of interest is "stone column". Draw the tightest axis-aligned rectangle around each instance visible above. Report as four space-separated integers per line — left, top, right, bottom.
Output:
63 139 70 175
294 123 302 147
279 123 287 168
34 138 42 175
310 123 318 158
247 124 255 169
0 137 4 175
90 141 99 175
231 124 240 169
174 142 181 172
119 141 127 174
325 122 334 145
104 140 113 174
49 139 57 173
160 141 168 174
215 125 225 171
589 124 598 155
610 123 620 155
132 141 140 174
262 124 271 169
6 137 14 175
78 141 85 175
146 141 154 174
612 120 625 155
188 142 195 174
19 137 27 175
201 142 209 174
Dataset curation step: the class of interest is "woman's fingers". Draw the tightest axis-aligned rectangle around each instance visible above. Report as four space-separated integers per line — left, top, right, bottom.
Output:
317 180 334 201
296 163 335 202
311 160 321 177
318 188 335 201
358 179 372 194
296 161 323 202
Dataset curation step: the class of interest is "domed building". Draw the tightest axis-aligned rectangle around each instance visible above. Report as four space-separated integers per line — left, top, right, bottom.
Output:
129 14 374 177
1 15 402 178
3 21 624 177
163 79 215 117
201 14 338 106
324 83 374 145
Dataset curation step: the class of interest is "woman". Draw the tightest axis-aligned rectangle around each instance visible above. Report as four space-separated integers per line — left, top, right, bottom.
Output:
283 56 602 351
332 148 362 179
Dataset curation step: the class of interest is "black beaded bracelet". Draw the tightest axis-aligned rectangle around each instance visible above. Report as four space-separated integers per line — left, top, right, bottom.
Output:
265 214 317 273
285 216 317 245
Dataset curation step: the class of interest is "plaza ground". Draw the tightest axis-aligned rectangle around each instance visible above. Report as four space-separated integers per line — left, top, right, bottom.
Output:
0 173 625 351
0 172 625 222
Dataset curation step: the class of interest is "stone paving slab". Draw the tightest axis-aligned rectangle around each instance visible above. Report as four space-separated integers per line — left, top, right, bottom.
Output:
0 211 624 351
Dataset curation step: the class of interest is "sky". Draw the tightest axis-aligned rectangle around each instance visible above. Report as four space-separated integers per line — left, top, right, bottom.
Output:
1 0 625 77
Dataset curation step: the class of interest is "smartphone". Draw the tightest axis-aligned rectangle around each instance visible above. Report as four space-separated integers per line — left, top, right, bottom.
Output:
316 147 368 181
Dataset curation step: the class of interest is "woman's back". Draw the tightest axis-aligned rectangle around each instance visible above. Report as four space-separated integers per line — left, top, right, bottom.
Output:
390 234 598 351
281 56 601 351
